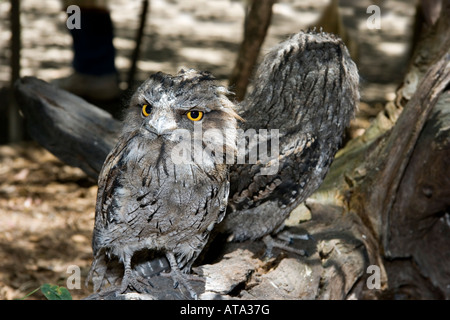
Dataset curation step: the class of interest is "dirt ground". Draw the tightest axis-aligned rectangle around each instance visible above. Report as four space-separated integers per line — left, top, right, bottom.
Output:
0 0 417 299
0 143 96 299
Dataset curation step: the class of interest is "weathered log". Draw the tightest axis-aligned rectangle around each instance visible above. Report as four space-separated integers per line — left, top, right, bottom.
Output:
15 78 121 180
348 3 450 298
351 46 449 259
386 92 450 298
305 87 450 299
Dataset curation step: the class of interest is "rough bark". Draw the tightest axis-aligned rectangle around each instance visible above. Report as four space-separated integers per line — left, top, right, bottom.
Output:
348 2 450 298
353 50 449 251
386 92 450 298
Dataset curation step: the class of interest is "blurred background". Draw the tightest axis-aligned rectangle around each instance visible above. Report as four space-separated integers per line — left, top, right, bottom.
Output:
0 0 418 142
0 0 425 299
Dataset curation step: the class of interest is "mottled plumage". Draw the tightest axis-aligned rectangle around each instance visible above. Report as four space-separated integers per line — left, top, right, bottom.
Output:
87 30 359 298
87 69 239 298
218 31 359 246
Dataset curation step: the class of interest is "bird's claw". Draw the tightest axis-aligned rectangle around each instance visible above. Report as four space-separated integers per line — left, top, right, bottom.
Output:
262 234 308 258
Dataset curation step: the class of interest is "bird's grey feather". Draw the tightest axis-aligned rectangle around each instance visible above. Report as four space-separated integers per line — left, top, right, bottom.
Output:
87 69 239 295
219 30 359 241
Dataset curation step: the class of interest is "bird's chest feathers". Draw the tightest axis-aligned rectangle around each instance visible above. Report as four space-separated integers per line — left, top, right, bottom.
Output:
123 137 219 185
114 140 220 226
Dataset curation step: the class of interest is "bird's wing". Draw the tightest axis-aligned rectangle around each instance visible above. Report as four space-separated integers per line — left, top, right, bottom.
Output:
92 131 140 254
221 30 360 240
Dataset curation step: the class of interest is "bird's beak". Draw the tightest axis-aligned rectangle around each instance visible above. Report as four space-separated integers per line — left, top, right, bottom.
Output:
147 115 177 136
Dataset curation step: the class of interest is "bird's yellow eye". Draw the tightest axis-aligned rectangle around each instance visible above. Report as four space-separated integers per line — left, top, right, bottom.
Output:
187 111 204 121
142 104 151 117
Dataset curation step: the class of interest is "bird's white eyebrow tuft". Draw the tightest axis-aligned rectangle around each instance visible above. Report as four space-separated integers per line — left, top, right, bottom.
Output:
141 91 174 108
